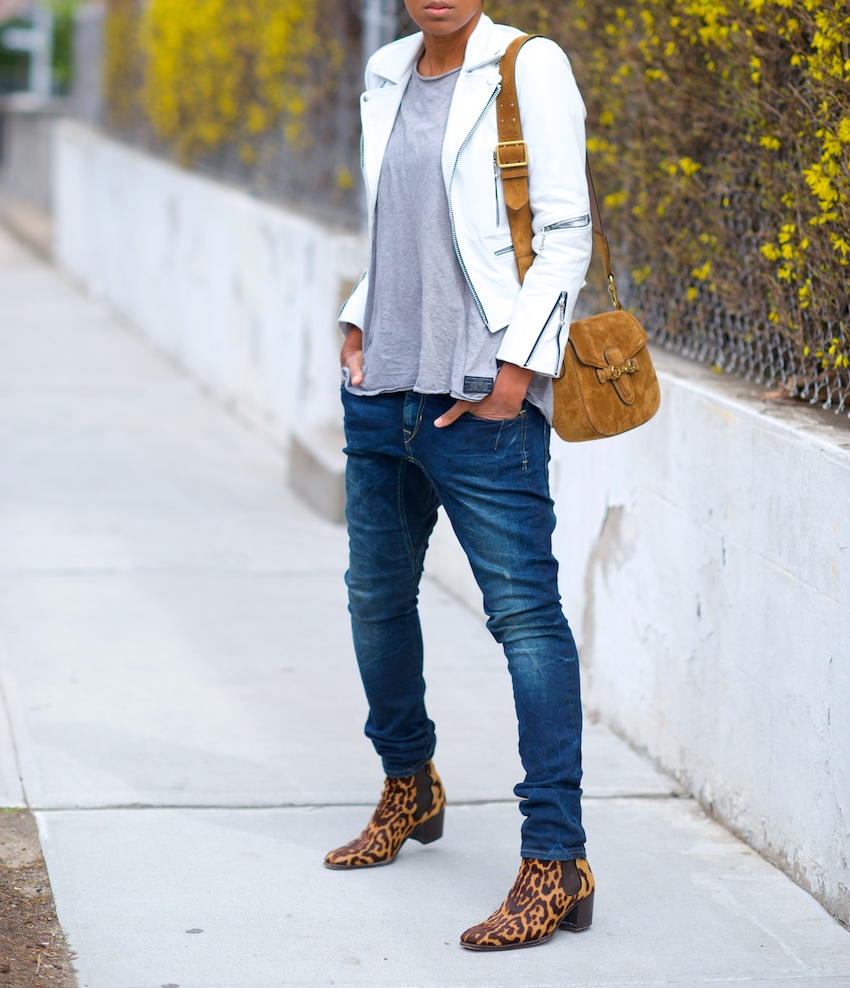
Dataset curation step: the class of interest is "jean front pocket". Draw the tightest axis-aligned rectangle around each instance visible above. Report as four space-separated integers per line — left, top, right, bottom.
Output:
464 406 527 453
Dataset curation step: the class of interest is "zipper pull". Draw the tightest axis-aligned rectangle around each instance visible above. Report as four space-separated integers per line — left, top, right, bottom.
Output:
558 291 568 330
493 152 501 227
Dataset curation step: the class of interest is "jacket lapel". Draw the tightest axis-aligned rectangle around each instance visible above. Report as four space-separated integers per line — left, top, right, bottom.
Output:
361 15 510 214
360 82 406 218
440 68 500 185
360 33 420 219
441 15 506 185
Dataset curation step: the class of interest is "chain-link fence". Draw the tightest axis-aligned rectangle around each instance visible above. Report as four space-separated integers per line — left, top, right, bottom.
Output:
83 1 422 231
84 0 365 229
639 284 850 417
629 203 849 418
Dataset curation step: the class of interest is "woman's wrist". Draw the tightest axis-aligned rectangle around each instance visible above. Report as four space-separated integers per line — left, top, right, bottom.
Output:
494 362 534 403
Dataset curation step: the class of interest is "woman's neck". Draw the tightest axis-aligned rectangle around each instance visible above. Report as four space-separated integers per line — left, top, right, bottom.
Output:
417 9 482 77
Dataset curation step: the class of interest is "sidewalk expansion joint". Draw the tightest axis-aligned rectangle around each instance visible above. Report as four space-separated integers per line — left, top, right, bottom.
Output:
32 792 687 813
0 566 343 579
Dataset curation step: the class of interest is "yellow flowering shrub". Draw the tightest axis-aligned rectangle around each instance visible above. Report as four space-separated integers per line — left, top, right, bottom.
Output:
101 0 359 220
489 0 850 393
141 0 336 162
102 0 345 160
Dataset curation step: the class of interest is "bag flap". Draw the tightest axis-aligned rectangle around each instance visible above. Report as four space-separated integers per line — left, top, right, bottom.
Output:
568 310 648 369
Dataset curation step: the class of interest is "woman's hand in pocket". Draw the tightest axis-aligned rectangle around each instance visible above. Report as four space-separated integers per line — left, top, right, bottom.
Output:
434 363 533 427
340 325 364 386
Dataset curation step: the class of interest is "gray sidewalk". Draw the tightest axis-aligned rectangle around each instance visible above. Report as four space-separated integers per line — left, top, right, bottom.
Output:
1 224 848 988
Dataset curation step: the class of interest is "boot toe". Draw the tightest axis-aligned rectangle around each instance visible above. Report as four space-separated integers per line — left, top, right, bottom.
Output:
323 845 373 869
459 923 501 949
459 923 486 946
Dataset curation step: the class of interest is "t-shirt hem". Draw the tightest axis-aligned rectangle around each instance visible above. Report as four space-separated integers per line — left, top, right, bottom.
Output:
342 382 553 424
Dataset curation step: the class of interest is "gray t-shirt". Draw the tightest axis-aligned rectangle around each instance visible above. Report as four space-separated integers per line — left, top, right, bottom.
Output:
347 64 552 419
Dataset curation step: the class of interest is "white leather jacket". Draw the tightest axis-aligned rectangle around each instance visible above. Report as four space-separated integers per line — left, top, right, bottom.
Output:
339 14 592 379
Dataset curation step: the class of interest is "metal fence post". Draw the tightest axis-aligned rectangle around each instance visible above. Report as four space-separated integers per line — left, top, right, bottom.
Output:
1 3 54 96
361 0 397 76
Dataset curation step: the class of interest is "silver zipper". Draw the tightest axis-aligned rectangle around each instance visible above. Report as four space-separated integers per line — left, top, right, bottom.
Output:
523 290 568 368
447 85 501 328
492 151 501 227
554 291 568 373
555 292 567 374
540 214 592 250
494 245 515 256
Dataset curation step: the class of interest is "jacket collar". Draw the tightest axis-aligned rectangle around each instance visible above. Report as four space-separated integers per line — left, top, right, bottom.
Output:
368 13 508 84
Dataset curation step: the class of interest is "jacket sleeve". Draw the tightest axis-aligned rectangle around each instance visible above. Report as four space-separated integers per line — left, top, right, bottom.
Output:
338 57 385 333
494 38 593 377
338 267 369 331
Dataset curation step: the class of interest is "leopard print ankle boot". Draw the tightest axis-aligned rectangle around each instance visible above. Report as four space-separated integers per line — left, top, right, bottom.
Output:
459 857 594 950
323 761 445 869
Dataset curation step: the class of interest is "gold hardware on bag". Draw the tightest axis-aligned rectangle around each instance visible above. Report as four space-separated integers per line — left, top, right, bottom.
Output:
608 360 638 380
496 140 529 168
607 274 622 311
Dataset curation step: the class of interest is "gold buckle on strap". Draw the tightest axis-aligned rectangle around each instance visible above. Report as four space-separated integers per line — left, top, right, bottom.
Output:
496 140 528 169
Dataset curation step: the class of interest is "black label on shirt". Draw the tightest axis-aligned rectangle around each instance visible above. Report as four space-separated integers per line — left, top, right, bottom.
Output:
463 376 495 394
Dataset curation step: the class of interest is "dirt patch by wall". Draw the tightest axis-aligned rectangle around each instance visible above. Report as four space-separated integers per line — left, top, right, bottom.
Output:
0 811 76 988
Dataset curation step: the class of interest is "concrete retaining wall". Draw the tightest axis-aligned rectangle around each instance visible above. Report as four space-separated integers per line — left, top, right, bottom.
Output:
50 120 850 924
553 358 850 924
52 119 366 435
0 93 63 211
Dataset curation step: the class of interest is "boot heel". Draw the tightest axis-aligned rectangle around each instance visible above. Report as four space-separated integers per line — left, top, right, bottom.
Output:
560 890 594 932
409 808 444 845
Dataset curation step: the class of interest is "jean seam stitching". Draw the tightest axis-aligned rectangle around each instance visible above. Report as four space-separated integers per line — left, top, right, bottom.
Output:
402 393 426 444
494 420 505 451
411 457 437 578
520 408 529 470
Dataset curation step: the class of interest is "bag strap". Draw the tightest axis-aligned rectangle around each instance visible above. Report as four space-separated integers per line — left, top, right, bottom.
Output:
496 35 622 310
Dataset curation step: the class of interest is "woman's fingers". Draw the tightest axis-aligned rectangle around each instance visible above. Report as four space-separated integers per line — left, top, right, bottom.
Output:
340 328 364 386
434 399 473 428
346 351 364 386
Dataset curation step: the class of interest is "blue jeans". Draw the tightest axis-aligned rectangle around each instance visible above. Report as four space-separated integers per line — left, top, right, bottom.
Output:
341 388 586 861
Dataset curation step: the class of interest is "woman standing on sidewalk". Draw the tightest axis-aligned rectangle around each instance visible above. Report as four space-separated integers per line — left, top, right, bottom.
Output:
324 0 595 950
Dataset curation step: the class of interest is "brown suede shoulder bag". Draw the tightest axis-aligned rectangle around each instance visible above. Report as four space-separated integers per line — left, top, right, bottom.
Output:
496 35 660 442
